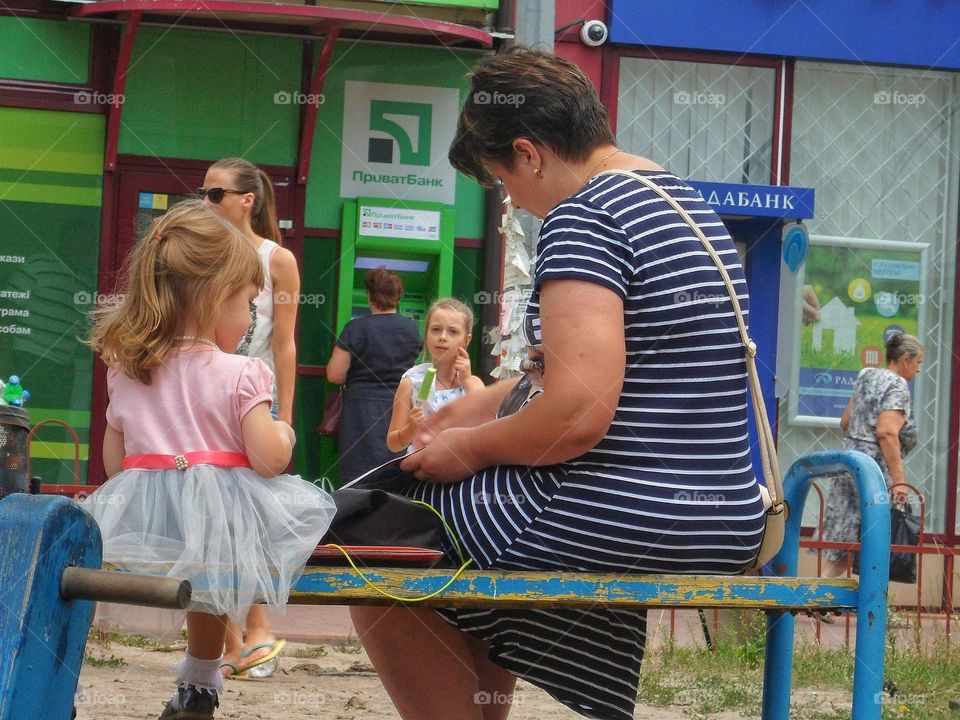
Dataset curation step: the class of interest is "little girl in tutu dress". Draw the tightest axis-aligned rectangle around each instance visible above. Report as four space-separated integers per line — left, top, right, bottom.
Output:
81 199 335 719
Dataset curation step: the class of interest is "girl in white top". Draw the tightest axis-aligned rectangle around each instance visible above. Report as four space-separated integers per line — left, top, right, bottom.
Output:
387 298 484 452
201 158 299 424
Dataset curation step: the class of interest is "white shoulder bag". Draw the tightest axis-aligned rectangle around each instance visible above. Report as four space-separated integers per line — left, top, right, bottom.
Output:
601 169 787 571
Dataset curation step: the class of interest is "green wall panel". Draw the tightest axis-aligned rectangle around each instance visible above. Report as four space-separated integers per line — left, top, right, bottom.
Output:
304 41 486 239
0 17 90 84
0 108 104 486
293 235 340 484
452 246 484 371
118 28 301 165
299 235 341 367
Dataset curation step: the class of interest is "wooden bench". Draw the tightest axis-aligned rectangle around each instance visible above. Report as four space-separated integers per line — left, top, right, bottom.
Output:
290 451 892 720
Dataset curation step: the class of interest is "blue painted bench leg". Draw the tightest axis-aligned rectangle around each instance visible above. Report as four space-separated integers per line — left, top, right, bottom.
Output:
0 494 102 720
761 451 890 720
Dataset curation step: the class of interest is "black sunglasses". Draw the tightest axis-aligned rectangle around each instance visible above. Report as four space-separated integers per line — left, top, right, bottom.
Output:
196 187 246 204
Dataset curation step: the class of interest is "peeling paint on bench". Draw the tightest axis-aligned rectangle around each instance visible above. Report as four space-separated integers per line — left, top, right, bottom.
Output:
292 569 860 611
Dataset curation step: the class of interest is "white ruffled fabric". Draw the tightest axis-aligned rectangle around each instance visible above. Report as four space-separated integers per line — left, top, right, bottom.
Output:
82 466 335 623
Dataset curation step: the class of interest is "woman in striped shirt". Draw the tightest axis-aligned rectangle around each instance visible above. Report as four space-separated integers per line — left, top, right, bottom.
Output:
350 47 767 720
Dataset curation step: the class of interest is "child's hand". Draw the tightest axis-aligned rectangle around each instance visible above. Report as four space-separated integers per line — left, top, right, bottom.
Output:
408 405 425 428
453 347 472 386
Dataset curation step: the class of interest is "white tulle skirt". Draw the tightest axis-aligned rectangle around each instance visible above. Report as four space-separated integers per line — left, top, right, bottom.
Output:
81 466 335 624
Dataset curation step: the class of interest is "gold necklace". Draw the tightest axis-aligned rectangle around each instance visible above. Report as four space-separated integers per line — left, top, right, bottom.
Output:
581 148 622 188
176 335 219 349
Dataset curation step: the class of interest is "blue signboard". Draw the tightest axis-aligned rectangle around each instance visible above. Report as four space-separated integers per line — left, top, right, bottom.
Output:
609 1 960 71
688 181 815 219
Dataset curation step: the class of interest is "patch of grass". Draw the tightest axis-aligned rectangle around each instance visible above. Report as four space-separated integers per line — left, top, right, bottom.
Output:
83 654 127 668
793 646 855 688
335 637 363 655
88 628 182 652
291 644 328 658
639 615 960 720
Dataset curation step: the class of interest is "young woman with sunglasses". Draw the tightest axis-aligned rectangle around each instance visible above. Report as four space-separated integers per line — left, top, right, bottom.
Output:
200 158 299 680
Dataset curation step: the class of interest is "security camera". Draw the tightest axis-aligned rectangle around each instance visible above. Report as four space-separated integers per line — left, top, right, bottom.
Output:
580 20 609 47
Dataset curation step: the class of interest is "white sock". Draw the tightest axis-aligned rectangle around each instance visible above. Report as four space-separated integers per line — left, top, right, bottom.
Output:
175 651 224 693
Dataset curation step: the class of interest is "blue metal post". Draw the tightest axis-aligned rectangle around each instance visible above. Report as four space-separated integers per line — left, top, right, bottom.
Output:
0 494 102 720
762 451 889 720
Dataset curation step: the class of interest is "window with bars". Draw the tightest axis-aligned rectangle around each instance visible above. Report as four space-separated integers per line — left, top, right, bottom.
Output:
613 52 960 536
616 57 776 184
780 62 960 535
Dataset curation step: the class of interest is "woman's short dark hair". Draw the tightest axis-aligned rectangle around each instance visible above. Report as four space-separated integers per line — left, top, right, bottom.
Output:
365 268 403 310
449 47 615 186
885 332 923 363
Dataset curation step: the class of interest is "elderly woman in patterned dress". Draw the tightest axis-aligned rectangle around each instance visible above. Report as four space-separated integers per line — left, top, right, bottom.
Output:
822 332 923 577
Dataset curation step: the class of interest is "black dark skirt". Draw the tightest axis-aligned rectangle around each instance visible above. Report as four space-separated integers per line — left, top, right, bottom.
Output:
337 384 403 483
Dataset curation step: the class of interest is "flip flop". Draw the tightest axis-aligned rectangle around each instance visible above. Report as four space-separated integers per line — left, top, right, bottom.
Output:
237 639 286 677
220 660 251 680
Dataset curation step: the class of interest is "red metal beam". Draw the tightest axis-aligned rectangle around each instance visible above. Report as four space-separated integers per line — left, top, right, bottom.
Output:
104 12 141 172
71 1 492 48
297 26 340 185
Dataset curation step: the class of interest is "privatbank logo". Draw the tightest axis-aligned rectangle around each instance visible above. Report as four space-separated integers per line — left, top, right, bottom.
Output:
367 100 432 166
341 81 458 204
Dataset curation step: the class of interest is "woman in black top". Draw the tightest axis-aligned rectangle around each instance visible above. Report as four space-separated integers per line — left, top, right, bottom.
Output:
325 268 422 482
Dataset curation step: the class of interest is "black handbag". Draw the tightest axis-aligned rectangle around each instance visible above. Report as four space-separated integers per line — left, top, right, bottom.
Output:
324 487 448 557
853 503 920 584
316 453 454 569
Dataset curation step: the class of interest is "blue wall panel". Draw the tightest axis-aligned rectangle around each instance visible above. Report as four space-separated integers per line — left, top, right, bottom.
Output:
610 1 960 70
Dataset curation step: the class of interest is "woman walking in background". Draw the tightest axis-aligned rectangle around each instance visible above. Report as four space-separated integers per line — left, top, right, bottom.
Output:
325 268 422 481
822 332 923 577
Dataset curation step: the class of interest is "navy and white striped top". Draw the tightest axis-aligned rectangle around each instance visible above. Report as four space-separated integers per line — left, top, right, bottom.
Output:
408 170 766 720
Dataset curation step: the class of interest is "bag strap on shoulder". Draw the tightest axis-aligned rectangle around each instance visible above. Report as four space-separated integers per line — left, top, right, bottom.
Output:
598 169 785 514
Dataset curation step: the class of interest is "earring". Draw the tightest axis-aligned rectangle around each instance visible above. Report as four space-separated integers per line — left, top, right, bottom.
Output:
534 168 543 178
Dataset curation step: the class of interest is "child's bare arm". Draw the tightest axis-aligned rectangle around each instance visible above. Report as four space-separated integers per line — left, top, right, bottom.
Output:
453 347 484 393
103 425 125 478
241 402 294 477
387 378 421 451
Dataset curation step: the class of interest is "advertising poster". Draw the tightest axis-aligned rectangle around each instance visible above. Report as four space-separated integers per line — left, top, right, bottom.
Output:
794 237 925 423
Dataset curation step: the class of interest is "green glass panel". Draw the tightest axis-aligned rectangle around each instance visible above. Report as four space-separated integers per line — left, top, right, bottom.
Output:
293 235 340 482
299 236 341 367
304 41 486 238
0 17 90 84
118 28 301 165
0 108 103 485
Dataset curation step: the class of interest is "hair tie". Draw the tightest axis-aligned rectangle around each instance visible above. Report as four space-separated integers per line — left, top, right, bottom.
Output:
156 233 163 242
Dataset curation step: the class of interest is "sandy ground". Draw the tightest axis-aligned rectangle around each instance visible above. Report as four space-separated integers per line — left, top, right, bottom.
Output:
73 606 869 719
74 638 724 720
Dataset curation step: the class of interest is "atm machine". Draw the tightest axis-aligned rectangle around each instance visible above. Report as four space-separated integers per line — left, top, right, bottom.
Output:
337 197 454 332
687 180 816 476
